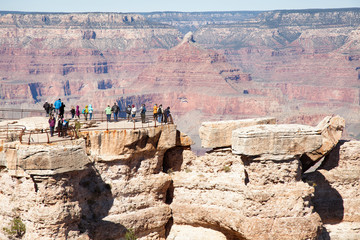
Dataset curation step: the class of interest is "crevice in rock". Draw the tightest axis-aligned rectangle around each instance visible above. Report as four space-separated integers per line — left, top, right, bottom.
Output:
165 180 174 205
165 216 173 238
244 169 249 185
163 147 184 173
30 175 38 192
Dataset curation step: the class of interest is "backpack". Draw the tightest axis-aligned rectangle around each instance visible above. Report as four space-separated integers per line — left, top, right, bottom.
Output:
82 109 85 114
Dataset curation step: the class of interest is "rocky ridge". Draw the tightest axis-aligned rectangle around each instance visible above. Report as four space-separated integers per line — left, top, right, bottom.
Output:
0 115 359 239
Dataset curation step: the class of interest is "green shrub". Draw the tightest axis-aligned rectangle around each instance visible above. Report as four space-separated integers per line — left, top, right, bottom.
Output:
125 228 137 240
3 217 26 239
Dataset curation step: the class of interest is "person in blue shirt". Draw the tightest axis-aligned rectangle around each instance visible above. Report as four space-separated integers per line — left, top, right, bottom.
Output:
54 98 62 115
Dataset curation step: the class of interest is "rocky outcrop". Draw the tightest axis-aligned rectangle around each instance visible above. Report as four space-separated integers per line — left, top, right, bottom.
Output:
0 115 359 239
199 117 276 148
232 124 322 156
306 115 345 161
168 149 321 240
0 125 184 240
3 139 89 176
304 141 360 239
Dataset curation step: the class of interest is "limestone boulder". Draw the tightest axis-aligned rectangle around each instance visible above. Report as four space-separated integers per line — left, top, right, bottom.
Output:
306 115 345 161
199 117 276 149
4 139 89 176
82 124 177 162
232 124 322 156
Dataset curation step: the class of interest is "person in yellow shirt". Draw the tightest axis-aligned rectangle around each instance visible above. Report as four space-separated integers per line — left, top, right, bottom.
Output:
153 104 158 121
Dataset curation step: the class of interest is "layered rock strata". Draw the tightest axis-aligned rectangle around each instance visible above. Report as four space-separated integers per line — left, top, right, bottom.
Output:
1 115 359 239
199 117 276 148
0 125 187 240
232 124 322 156
304 140 360 239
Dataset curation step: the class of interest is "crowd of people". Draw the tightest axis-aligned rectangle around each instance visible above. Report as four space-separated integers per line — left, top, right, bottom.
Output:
43 100 173 137
43 99 94 137
104 102 172 124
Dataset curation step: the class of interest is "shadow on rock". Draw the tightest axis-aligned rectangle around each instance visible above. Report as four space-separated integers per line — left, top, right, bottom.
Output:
303 171 344 224
301 140 348 173
76 165 127 240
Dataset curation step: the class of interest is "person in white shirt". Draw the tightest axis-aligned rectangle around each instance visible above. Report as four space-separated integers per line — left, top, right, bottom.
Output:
131 104 137 122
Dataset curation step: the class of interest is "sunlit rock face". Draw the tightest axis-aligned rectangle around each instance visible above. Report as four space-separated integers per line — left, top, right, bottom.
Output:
1 115 359 239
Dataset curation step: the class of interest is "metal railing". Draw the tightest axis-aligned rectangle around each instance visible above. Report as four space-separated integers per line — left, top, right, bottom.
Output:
0 109 174 145
0 124 26 141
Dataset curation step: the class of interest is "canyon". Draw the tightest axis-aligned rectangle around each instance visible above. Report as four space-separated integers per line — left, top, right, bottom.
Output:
1 9 360 149
0 115 359 239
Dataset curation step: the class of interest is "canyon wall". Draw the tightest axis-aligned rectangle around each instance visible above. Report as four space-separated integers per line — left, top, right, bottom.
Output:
1 9 360 149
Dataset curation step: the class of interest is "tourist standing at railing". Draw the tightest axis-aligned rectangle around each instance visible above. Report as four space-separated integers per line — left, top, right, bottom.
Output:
140 104 146 123
62 119 69 137
83 105 89 121
49 115 55 137
157 104 163 123
59 101 66 119
105 105 112 122
43 101 50 117
164 106 170 124
76 105 80 119
50 104 54 115
126 105 131 122
70 106 75 118
57 117 63 137
131 104 137 122
111 102 120 122
88 104 94 120
153 104 158 121
54 98 62 116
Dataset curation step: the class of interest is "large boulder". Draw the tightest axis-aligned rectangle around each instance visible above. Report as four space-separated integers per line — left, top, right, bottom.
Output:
82 124 177 162
232 124 322 156
199 117 276 149
4 139 89 176
306 115 345 161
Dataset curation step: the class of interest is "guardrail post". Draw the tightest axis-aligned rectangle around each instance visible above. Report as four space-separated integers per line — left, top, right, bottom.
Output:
45 130 50 144
28 131 32 145
19 129 24 143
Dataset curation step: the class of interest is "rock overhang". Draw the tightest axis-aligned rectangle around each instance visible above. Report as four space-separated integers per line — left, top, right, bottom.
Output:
232 124 323 156
199 117 276 149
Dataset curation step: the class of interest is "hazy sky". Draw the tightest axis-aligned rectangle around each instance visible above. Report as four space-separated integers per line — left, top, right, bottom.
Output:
1 0 360 13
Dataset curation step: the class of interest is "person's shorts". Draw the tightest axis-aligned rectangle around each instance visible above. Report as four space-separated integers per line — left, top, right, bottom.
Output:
132 114 135 117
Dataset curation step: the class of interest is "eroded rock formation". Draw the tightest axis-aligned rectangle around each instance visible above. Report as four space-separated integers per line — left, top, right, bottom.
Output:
2 9 360 149
0 115 358 240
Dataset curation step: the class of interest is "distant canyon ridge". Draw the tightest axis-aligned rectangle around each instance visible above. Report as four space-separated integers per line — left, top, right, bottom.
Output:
1 9 360 147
